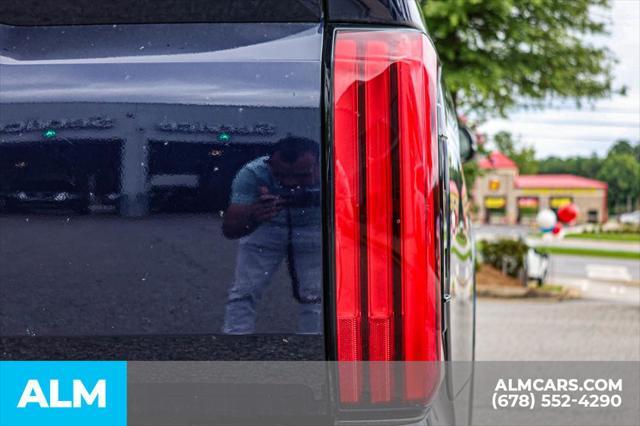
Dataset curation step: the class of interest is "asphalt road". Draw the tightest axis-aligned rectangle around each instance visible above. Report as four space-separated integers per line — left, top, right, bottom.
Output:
0 213 308 337
476 298 640 361
548 254 640 305
549 254 640 282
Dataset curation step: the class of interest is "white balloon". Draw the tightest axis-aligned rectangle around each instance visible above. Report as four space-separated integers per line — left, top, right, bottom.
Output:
536 209 557 230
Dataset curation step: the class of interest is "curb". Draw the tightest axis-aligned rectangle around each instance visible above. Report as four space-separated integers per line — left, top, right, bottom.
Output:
551 275 640 287
477 285 581 300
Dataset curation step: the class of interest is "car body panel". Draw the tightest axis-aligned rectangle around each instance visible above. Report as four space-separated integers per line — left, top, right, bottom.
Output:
437 70 476 425
326 0 426 30
0 0 322 26
0 22 325 359
0 2 476 424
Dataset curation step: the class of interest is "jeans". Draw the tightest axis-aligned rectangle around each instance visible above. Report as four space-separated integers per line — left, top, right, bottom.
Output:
222 221 322 334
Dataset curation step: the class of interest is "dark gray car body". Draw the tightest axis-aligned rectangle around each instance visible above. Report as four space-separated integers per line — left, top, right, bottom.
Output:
0 1 475 424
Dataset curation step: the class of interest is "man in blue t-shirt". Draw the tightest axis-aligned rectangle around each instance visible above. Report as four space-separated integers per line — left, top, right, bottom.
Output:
221 136 322 334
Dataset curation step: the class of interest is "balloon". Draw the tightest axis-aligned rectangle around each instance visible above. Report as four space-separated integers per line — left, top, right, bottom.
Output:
558 204 579 224
552 223 562 235
537 209 557 231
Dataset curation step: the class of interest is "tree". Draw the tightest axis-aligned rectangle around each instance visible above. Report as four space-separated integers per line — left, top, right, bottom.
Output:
538 153 602 177
492 131 538 174
608 139 635 157
462 161 481 194
422 0 618 118
597 152 640 213
461 128 490 193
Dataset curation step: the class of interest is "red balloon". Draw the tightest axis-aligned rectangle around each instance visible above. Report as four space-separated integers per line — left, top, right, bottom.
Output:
552 224 562 235
557 204 579 224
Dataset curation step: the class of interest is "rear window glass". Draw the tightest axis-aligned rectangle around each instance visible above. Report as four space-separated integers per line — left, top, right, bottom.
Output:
0 0 321 26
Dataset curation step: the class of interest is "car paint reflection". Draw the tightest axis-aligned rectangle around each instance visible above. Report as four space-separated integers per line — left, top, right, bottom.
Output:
0 23 324 360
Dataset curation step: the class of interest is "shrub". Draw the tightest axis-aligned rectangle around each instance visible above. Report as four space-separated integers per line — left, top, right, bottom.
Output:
479 239 528 278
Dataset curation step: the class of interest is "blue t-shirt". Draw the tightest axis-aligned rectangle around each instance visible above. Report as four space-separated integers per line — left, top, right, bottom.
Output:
229 156 320 227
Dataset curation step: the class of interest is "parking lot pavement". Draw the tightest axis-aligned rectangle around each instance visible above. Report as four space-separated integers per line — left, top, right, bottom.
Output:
547 254 640 305
476 299 640 361
548 254 640 282
0 213 303 337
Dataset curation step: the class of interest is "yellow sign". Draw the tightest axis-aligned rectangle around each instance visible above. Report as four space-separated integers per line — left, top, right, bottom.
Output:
485 197 506 209
520 188 597 195
489 179 501 192
550 197 572 208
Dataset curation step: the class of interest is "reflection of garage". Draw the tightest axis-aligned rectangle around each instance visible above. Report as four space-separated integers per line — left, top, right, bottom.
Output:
0 140 122 212
0 102 319 217
148 140 270 212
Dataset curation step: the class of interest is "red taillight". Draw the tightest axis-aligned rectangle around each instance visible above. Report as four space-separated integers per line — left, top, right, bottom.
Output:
332 29 440 404
364 39 394 364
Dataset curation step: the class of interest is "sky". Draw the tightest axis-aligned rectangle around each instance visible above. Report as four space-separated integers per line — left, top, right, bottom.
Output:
479 0 640 159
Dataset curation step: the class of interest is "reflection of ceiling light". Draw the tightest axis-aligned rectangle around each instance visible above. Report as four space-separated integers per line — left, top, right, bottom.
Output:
17 192 27 200
209 149 223 157
54 192 69 202
14 161 26 168
42 129 57 138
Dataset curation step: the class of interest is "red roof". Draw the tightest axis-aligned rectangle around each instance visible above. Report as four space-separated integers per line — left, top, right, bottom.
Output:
478 151 518 170
516 174 608 190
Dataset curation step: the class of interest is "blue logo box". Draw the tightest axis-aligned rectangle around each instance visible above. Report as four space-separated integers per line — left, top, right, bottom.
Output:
0 361 127 426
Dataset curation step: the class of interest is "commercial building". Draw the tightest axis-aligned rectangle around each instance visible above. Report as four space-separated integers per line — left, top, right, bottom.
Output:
0 103 317 217
473 151 608 225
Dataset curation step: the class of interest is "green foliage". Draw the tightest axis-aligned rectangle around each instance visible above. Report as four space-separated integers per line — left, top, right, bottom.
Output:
479 239 528 277
607 140 635 157
462 129 488 190
462 160 481 193
537 153 603 177
518 206 538 216
597 151 640 212
493 131 538 174
422 0 617 118
567 231 640 242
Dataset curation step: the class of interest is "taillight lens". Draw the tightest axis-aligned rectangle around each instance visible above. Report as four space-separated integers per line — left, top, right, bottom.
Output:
332 29 441 404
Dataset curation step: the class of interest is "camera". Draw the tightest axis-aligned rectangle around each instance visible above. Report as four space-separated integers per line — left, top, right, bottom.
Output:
273 187 321 208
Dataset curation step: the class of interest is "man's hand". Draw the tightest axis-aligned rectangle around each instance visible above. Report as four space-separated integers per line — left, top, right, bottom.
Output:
222 187 283 239
250 186 283 224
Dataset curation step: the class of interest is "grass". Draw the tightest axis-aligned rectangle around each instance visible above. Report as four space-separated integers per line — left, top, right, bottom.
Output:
565 232 640 242
533 283 565 293
538 246 640 260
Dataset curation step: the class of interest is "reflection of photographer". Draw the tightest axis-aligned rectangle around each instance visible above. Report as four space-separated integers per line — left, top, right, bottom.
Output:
222 136 322 334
